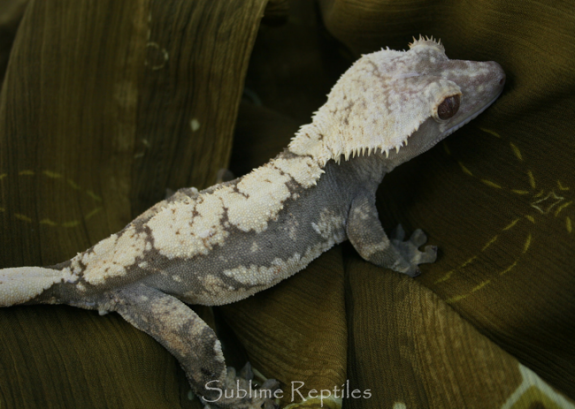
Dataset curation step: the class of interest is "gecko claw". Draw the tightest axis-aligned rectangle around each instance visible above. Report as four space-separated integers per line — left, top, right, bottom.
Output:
392 224 406 241
238 361 255 381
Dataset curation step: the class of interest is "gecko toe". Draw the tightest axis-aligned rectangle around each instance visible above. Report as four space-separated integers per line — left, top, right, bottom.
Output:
392 224 406 241
238 361 254 381
408 267 422 278
410 228 427 247
421 245 438 263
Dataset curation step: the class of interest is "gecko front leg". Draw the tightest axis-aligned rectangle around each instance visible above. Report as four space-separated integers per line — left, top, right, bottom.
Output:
346 193 437 277
110 284 278 408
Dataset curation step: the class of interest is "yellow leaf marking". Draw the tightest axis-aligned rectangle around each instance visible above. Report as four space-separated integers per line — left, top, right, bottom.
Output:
446 294 469 304
447 259 522 304
435 217 526 285
512 190 530 195
480 128 501 138
500 260 519 276
554 201 572 217
509 142 523 161
86 190 102 202
527 170 536 189
567 217 572 233
482 235 498 251
458 161 473 176
435 270 455 284
85 207 102 220
1 170 103 228
503 219 520 230
67 179 81 190
40 219 58 226
522 233 532 253
482 179 502 189
443 142 451 155
14 213 32 222
525 215 535 223
472 279 491 293
443 231 531 303
434 256 477 284
43 170 62 179
557 180 570 190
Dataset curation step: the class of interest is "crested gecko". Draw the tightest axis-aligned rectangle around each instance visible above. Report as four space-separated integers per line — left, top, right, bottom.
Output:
0 38 505 408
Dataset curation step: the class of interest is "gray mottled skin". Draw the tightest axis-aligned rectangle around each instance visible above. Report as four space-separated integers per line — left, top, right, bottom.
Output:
0 38 505 409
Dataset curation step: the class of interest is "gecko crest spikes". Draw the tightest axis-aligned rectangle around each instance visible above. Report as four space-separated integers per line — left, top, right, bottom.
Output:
0 39 505 408
409 35 444 51
288 40 505 167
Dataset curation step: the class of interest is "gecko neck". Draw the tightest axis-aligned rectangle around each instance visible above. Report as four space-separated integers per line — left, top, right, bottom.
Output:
316 151 389 201
287 121 332 166
287 114 409 172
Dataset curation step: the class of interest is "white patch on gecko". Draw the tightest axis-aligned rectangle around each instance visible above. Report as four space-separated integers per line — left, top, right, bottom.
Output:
70 258 83 274
215 239 346 302
272 155 323 188
361 241 389 258
222 260 295 286
147 157 322 260
217 165 291 233
148 192 228 259
82 225 148 285
186 274 254 305
213 340 225 363
351 205 370 221
286 214 299 241
0 267 63 306
311 208 346 240
185 237 344 307
202 274 227 295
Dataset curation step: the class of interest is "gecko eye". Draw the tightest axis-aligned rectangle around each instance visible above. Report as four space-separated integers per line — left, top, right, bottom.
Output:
437 94 460 120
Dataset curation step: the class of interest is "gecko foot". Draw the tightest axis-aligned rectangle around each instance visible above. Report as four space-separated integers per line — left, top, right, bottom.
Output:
390 224 437 277
201 362 279 409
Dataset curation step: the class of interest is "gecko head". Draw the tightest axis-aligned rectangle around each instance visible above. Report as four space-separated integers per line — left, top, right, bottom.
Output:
288 36 506 168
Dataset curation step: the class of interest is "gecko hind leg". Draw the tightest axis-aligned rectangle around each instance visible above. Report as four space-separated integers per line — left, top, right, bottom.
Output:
110 284 278 408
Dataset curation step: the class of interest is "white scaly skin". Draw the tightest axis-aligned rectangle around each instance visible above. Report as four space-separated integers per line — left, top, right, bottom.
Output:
0 38 504 408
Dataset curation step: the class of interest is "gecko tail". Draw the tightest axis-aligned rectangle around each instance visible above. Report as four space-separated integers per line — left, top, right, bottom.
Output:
0 266 65 307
